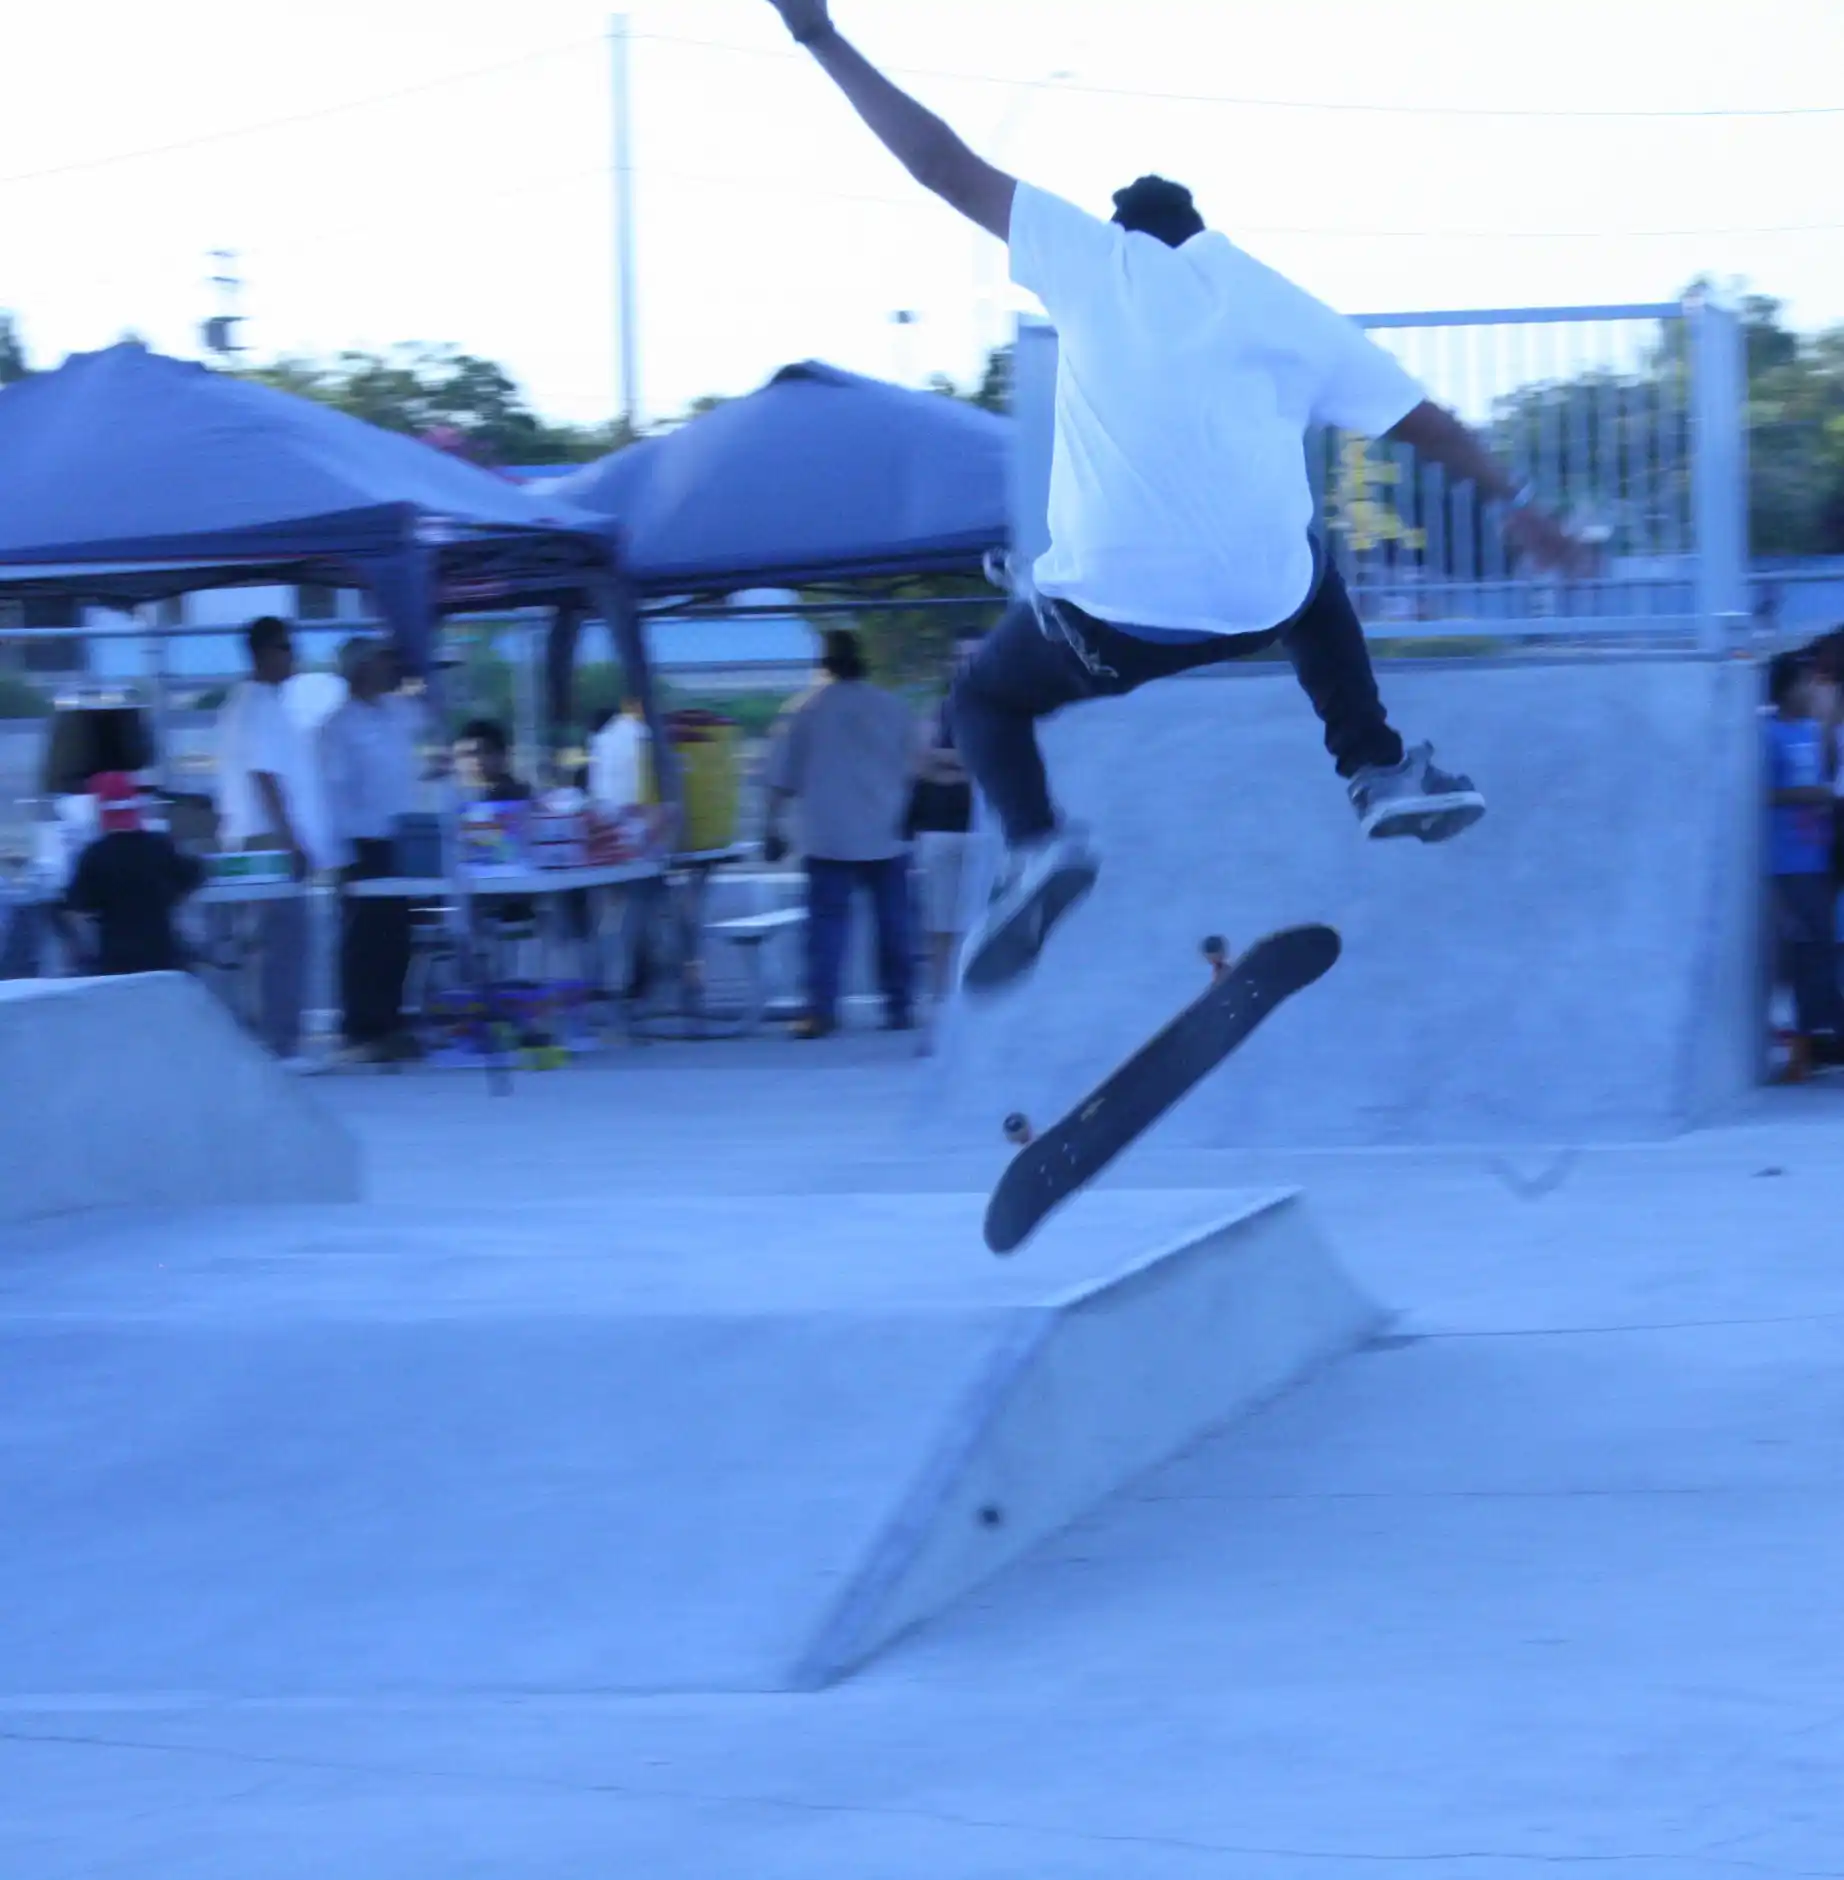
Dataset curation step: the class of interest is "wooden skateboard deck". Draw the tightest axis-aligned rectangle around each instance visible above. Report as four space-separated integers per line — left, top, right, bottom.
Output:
982 925 1342 1255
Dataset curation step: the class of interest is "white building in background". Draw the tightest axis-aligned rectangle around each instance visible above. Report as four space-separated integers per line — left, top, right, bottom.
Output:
3 582 820 700
574 591 820 697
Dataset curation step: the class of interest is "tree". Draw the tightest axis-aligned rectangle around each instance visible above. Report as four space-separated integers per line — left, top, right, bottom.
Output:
0 312 29 384
1742 318 1844 557
1460 286 1844 560
970 342 1012 415
238 343 630 466
929 343 1013 415
1313 285 1844 572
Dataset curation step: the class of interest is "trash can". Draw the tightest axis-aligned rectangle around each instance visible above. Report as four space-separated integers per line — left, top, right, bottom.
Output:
643 709 739 853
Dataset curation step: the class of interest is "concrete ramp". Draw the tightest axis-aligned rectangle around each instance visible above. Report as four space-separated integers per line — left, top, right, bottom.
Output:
0 974 360 1225
0 1190 1379 1692
934 656 1762 1147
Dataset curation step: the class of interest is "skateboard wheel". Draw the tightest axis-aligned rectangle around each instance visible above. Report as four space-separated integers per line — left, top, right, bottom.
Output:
1202 935 1229 970
1003 1112 1034 1146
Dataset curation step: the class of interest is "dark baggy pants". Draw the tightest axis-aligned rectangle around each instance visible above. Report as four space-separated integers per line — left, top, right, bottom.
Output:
1773 871 1844 1040
804 855 914 1028
340 837 412 1045
949 557 1404 845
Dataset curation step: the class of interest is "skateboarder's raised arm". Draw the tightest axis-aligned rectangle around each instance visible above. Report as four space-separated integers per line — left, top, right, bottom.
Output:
765 1 1016 240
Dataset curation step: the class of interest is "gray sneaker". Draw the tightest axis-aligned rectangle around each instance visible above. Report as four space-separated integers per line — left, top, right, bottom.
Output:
1349 741 1486 843
961 828 1100 995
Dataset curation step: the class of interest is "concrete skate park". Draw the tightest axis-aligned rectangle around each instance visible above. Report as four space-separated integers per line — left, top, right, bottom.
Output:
8 311 1844 1875
10 636 1844 1874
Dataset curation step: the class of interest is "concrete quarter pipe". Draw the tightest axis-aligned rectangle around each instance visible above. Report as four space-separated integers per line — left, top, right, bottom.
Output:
933 656 1762 1148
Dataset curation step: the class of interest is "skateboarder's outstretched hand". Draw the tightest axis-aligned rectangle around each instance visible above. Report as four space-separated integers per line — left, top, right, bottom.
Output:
766 0 834 44
1504 501 1598 579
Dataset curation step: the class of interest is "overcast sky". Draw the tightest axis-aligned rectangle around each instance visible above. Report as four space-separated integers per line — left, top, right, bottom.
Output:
3 0 1840 429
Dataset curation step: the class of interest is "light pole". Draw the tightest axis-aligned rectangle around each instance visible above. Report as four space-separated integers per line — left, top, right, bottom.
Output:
889 308 921 385
610 13 641 433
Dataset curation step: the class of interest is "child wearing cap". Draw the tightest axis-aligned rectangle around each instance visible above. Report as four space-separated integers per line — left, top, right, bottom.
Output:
62 773 205 976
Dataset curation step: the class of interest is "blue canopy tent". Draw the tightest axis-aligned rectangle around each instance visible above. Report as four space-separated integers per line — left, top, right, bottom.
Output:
0 343 672 781
550 361 1012 594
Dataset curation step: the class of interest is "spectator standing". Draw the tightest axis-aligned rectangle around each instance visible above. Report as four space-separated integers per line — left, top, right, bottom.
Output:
61 772 204 975
1765 650 1844 1081
906 630 982 1050
588 697 651 813
763 628 917 1038
320 638 425 1064
214 616 333 1069
1810 631 1844 893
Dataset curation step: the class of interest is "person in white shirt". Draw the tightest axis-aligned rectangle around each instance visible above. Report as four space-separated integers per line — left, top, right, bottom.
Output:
587 698 651 815
215 615 334 1065
320 637 425 1062
764 0 1590 992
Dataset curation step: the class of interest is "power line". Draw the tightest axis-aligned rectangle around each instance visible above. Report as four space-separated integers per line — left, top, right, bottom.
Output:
0 26 1831 202
634 27 1844 122
1255 218 1844 241
0 36 602 189
624 159 1844 240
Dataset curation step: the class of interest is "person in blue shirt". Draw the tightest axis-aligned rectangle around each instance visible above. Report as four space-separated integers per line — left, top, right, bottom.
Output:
1766 651 1843 1077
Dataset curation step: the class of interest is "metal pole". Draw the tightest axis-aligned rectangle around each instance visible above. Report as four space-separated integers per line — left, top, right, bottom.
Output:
610 13 641 432
141 605 175 795
1689 292 1748 656
512 616 539 787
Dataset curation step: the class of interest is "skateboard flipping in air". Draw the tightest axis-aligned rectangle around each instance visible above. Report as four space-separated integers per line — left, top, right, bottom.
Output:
983 925 1341 1255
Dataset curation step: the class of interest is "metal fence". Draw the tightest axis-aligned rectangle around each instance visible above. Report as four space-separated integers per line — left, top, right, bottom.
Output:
1013 294 1750 653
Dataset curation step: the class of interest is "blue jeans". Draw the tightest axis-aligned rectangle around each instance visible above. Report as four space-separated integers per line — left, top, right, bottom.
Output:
950 557 1404 844
804 856 913 1027
258 891 308 1059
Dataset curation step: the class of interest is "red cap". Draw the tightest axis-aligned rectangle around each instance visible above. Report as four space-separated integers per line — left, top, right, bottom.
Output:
90 772 142 832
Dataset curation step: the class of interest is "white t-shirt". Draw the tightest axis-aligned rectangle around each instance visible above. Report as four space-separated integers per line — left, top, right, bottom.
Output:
1008 182 1426 635
319 695 424 863
588 713 650 812
215 679 333 869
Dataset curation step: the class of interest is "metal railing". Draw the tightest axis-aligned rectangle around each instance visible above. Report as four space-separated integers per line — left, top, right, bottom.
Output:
1014 293 1751 654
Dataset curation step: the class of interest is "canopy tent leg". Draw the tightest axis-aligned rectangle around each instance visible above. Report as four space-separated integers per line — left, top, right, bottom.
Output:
376 539 515 1097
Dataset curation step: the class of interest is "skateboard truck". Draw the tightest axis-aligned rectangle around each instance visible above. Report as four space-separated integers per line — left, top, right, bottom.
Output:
1203 935 1229 979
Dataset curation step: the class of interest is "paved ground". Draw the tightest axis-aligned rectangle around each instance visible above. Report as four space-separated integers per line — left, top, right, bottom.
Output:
4 1051 1844 1877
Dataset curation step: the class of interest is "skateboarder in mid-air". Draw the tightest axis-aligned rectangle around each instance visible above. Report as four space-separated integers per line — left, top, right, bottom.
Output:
766 1 1591 993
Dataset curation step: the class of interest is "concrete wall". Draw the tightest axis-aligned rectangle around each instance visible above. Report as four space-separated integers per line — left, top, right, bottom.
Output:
0 973 360 1225
928 656 1763 1147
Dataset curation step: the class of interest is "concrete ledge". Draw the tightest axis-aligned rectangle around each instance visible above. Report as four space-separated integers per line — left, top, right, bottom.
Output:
796 1191 1383 1683
0 1189 1378 1694
0 974 360 1227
